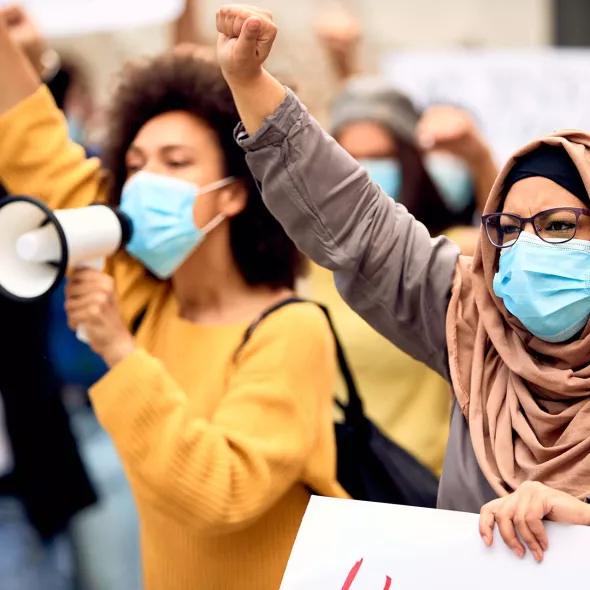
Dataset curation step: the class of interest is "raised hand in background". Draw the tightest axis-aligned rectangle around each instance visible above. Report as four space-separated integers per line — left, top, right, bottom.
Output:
0 5 40 117
0 3 57 78
315 7 360 83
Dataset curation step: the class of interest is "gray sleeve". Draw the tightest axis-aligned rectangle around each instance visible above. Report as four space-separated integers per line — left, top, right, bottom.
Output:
236 89 460 379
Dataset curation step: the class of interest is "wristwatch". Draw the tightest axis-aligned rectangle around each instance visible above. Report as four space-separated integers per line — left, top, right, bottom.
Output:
40 48 61 83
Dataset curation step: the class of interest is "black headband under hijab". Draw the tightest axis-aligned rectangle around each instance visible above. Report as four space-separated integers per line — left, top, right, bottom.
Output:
502 144 590 207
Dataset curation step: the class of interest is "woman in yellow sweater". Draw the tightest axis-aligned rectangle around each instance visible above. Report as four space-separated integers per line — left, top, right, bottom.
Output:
0 22 346 590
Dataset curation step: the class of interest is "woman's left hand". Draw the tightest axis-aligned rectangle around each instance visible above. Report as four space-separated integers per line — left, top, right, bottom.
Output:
65 268 135 368
479 481 590 563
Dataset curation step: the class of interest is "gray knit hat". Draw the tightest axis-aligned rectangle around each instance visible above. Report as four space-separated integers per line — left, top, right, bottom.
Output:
330 76 421 145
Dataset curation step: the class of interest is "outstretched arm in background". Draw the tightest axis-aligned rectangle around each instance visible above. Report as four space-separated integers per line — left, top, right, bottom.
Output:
315 7 360 87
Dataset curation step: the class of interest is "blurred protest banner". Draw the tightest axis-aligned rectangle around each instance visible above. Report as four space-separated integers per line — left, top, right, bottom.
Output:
0 0 185 38
382 49 590 163
279 496 590 589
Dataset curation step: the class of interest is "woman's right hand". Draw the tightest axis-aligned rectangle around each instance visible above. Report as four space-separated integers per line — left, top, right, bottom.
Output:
216 5 277 86
479 481 590 563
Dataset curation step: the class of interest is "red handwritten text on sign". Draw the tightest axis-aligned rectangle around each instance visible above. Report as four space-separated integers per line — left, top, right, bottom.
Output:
341 558 392 590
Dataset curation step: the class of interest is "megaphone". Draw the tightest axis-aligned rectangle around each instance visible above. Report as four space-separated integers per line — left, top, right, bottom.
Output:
0 195 133 343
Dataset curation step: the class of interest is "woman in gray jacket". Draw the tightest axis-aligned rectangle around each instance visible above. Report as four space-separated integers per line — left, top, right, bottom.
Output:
216 5 590 564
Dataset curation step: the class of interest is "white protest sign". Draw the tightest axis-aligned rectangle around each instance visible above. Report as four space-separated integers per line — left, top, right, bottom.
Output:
382 49 590 164
0 0 185 38
280 496 590 589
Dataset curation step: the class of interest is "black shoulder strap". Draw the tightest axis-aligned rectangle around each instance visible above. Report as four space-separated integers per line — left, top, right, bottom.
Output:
234 297 365 421
131 307 147 336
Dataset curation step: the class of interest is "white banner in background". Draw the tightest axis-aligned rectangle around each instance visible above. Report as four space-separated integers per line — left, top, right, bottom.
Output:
0 0 186 38
382 49 590 163
279 496 590 589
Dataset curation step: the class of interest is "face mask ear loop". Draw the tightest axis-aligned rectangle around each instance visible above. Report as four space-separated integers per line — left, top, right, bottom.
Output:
199 176 237 195
194 177 236 235
200 213 226 235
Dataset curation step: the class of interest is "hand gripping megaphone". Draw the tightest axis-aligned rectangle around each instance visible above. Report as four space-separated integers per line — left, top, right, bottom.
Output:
0 195 133 343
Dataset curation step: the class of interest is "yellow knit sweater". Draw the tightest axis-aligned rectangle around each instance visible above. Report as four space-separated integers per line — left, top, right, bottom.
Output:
0 86 347 589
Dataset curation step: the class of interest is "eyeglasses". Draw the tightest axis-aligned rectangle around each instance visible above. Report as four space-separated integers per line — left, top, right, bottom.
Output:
482 207 590 248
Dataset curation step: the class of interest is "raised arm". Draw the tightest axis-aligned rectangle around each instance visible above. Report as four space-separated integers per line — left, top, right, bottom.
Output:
0 6 39 116
0 10 156 325
0 13 102 208
216 6 460 377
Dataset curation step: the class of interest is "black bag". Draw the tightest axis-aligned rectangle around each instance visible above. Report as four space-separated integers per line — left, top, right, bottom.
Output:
235 297 439 508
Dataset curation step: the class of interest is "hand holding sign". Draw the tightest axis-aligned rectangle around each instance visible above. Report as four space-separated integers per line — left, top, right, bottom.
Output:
279 497 590 589
479 481 590 563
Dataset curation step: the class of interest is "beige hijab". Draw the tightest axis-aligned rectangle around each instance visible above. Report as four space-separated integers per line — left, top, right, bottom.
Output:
447 130 590 499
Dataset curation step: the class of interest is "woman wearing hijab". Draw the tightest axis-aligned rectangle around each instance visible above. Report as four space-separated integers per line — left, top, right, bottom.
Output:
305 78 499 477
305 9 499 481
306 82 459 477
217 5 590 562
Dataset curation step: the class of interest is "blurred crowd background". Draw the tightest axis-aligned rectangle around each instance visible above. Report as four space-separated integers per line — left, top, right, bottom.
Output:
47 0 589 126
2 0 590 588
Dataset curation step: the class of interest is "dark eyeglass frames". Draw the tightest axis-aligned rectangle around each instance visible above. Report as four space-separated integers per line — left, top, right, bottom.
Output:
481 207 590 248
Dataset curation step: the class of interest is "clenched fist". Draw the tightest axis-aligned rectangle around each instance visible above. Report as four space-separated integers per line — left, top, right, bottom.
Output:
417 105 487 165
0 4 47 77
65 269 135 368
216 5 277 85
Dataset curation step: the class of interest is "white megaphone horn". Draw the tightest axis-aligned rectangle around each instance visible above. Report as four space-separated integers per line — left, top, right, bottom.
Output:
0 195 133 344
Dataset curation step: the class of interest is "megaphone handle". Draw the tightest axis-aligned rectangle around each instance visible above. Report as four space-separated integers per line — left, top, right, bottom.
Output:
75 257 106 345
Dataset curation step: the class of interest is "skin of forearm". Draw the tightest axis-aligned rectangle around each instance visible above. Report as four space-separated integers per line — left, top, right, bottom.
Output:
226 68 287 137
0 22 40 116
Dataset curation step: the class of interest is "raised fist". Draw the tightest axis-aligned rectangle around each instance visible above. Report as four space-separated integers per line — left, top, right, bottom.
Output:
216 4 277 84
316 10 360 61
417 105 486 164
0 4 47 77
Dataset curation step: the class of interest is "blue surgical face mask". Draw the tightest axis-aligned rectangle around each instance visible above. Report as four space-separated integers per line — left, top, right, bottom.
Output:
120 171 234 279
67 115 86 146
493 232 590 343
358 159 402 200
425 153 473 213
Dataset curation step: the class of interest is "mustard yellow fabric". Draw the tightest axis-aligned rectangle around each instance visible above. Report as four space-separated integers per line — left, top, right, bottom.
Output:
0 86 347 590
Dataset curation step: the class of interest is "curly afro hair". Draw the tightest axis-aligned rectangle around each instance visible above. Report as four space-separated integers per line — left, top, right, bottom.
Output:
101 51 306 290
